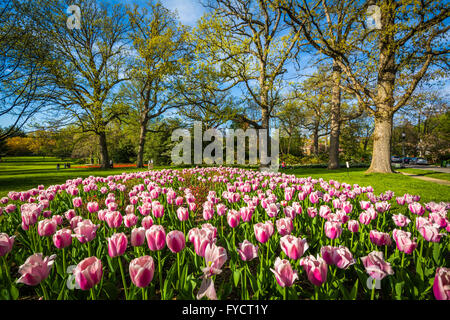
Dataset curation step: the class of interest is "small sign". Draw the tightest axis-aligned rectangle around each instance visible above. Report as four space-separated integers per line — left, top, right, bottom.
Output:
346 161 349 168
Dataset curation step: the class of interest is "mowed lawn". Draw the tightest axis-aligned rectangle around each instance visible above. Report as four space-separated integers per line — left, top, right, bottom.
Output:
0 157 449 203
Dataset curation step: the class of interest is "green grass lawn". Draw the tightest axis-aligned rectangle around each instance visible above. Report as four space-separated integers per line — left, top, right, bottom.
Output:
1 157 449 203
396 168 450 182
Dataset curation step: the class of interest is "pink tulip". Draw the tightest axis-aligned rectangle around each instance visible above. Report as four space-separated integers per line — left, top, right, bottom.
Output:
146 225 166 251
131 227 146 247
70 216 83 229
53 228 72 249
320 246 355 269
74 219 99 243
227 210 240 228
433 267 450 300
37 219 57 237
107 202 118 211
65 209 76 221
270 257 298 287
319 205 331 219
347 220 359 233
280 235 309 260
359 211 372 225
392 214 411 227
166 230 186 253
239 207 253 222
409 202 425 216
105 211 123 229
42 210 52 218
418 224 445 242
73 256 103 290
254 221 274 244
177 207 189 221
299 255 328 286
138 203 152 216
307 207 318 218
0 233 15 256
325 220 342 239
152 203 164 218
396 196 406 205
129 256 155 288
237 240 258 261
375 201 390 213
190 228 215 257
140 215 153 230
17 253 56 286
429 212 447 228
201 243 227 276
216 204 227 216
5 204 16 214
202 223 217 238
276 218 293 236
72 197 82 208
369 230 392 246
107 232 128 257
361 251 394 280
392 229 417 254
309 192 320 204
87 202 99 213
124 214 138 228
52 215 63 226
203 205 214 221
359 201 371 210
175 196 184 206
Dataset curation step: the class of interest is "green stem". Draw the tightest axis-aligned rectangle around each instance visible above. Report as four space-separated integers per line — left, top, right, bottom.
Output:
142 287 146 300
2 256 11 285
157 250 164 300
87 241 92 257
283 286 287 300
177 252 181 291
62 248 66 277
118 257 128 300
370 280 376 300
90 287 96 300
40 282 49 300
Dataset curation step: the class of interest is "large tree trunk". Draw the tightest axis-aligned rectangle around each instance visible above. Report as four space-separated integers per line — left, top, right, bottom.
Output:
367 2 396 173
328 61 342 169
367 113 393 173
136 115 148 168
98 131 109 169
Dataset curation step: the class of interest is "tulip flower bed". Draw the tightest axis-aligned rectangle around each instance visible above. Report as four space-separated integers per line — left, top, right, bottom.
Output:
0 167 449 300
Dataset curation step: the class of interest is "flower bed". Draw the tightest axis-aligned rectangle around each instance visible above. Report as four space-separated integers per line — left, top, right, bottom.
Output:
0 167 448 300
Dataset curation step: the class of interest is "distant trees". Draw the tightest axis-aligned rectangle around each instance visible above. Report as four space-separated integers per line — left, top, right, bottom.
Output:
19 0 131 168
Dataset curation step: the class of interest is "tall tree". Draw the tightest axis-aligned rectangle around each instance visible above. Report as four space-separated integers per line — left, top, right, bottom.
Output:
126 2 189 167
21 0 131 168
193 0 303 131
278 0 449 173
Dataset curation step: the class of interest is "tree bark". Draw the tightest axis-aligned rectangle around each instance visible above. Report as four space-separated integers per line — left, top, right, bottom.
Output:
136 114 149 168
98 131 109 169
366 113 393 173
366 1 396 174
328 61 341 169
